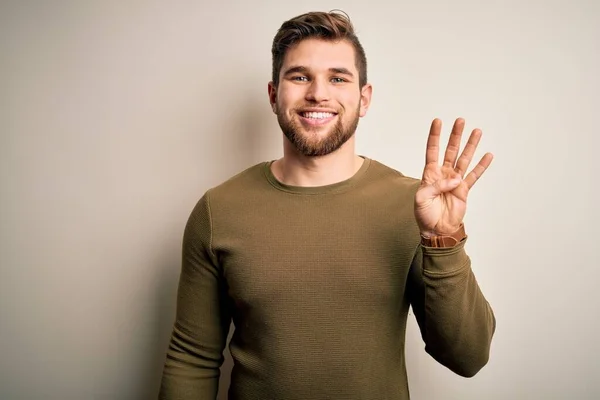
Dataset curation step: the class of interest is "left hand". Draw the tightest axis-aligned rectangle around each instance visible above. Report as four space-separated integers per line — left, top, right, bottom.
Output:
415 118 494 238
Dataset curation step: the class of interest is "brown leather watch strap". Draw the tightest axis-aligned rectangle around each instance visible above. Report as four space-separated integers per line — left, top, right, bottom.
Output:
420 224 467 247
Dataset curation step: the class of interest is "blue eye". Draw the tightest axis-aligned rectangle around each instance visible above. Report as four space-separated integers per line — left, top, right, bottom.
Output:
292 76 308 82
331 77 346 83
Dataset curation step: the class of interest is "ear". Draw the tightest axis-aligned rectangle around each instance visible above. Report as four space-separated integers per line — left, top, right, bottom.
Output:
359 83 373 117
268 81 277 113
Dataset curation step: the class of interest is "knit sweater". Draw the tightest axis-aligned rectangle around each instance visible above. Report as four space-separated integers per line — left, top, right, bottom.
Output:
159 157 496 400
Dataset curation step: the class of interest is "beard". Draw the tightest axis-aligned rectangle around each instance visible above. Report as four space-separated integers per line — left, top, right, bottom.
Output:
276 104 360 157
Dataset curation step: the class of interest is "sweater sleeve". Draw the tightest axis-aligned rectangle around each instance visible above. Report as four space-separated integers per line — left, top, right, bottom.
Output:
159 192 232 399
406 239 496 377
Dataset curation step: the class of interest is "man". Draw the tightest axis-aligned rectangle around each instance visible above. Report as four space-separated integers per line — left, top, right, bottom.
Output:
159 10 496 400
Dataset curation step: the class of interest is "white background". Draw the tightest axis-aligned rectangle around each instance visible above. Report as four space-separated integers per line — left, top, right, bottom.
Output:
1 0 598 399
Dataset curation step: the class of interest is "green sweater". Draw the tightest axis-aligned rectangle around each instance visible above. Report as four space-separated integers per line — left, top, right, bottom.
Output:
159 157 495 400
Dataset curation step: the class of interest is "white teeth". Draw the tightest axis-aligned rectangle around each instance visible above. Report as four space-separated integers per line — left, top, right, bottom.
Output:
303 112 334 119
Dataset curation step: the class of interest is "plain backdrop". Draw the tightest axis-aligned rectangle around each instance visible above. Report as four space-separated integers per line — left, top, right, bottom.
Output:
1 0 598 399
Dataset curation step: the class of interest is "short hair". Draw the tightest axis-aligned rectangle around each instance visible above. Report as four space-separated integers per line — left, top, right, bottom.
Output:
271 10 368 88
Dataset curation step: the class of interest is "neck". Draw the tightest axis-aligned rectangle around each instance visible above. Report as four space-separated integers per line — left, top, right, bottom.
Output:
272 137 364 187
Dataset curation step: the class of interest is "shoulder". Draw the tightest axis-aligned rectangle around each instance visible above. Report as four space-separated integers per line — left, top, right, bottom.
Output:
209 162 268 195
197 161 272 215
363 158 421 196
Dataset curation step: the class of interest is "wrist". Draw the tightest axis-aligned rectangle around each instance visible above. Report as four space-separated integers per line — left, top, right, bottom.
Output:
420 224 467 247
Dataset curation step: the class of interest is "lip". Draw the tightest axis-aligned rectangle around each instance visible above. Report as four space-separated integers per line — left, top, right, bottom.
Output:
296 108 338 127
298 111 337 126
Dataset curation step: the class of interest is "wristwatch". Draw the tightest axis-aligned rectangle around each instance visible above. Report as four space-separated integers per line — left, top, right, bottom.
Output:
420 224 467 247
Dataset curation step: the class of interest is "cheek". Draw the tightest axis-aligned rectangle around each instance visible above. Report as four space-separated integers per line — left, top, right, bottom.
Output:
337 88 360 105
339 93 361 113
278 85 302 106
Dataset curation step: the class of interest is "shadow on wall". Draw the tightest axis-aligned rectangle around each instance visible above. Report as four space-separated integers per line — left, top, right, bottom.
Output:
140 89 278 400
140 252 181 400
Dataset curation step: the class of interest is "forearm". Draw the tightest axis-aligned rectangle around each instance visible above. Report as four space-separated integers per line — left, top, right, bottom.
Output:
159 323 224 399
420 241 496 377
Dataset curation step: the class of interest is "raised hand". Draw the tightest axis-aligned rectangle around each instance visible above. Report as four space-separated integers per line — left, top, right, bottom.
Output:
414 118 493 238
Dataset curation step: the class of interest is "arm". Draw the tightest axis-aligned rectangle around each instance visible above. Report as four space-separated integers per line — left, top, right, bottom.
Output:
409 118 497 376
407 239 496 377
159 192 232 399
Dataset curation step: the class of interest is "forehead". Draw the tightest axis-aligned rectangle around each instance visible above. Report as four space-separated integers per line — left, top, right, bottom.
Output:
282 38 357 73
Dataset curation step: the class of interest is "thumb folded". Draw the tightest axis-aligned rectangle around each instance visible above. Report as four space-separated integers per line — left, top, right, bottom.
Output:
431 177 462 195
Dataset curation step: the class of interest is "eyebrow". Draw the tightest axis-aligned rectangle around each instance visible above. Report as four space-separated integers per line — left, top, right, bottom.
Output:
282 66 355 78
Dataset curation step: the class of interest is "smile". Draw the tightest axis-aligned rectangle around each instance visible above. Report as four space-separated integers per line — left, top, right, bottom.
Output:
298 111 337 126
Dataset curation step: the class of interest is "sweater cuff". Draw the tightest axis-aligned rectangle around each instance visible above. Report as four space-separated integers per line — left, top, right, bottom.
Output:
421 238 469 274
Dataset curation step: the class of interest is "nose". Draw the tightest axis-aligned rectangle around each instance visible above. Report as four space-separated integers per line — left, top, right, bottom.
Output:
305 78 330 103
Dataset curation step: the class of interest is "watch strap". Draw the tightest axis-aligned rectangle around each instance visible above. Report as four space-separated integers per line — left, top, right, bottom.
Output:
420 224 467 247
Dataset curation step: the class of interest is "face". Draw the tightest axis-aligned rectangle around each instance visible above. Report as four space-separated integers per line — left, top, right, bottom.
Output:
268 38 372 157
